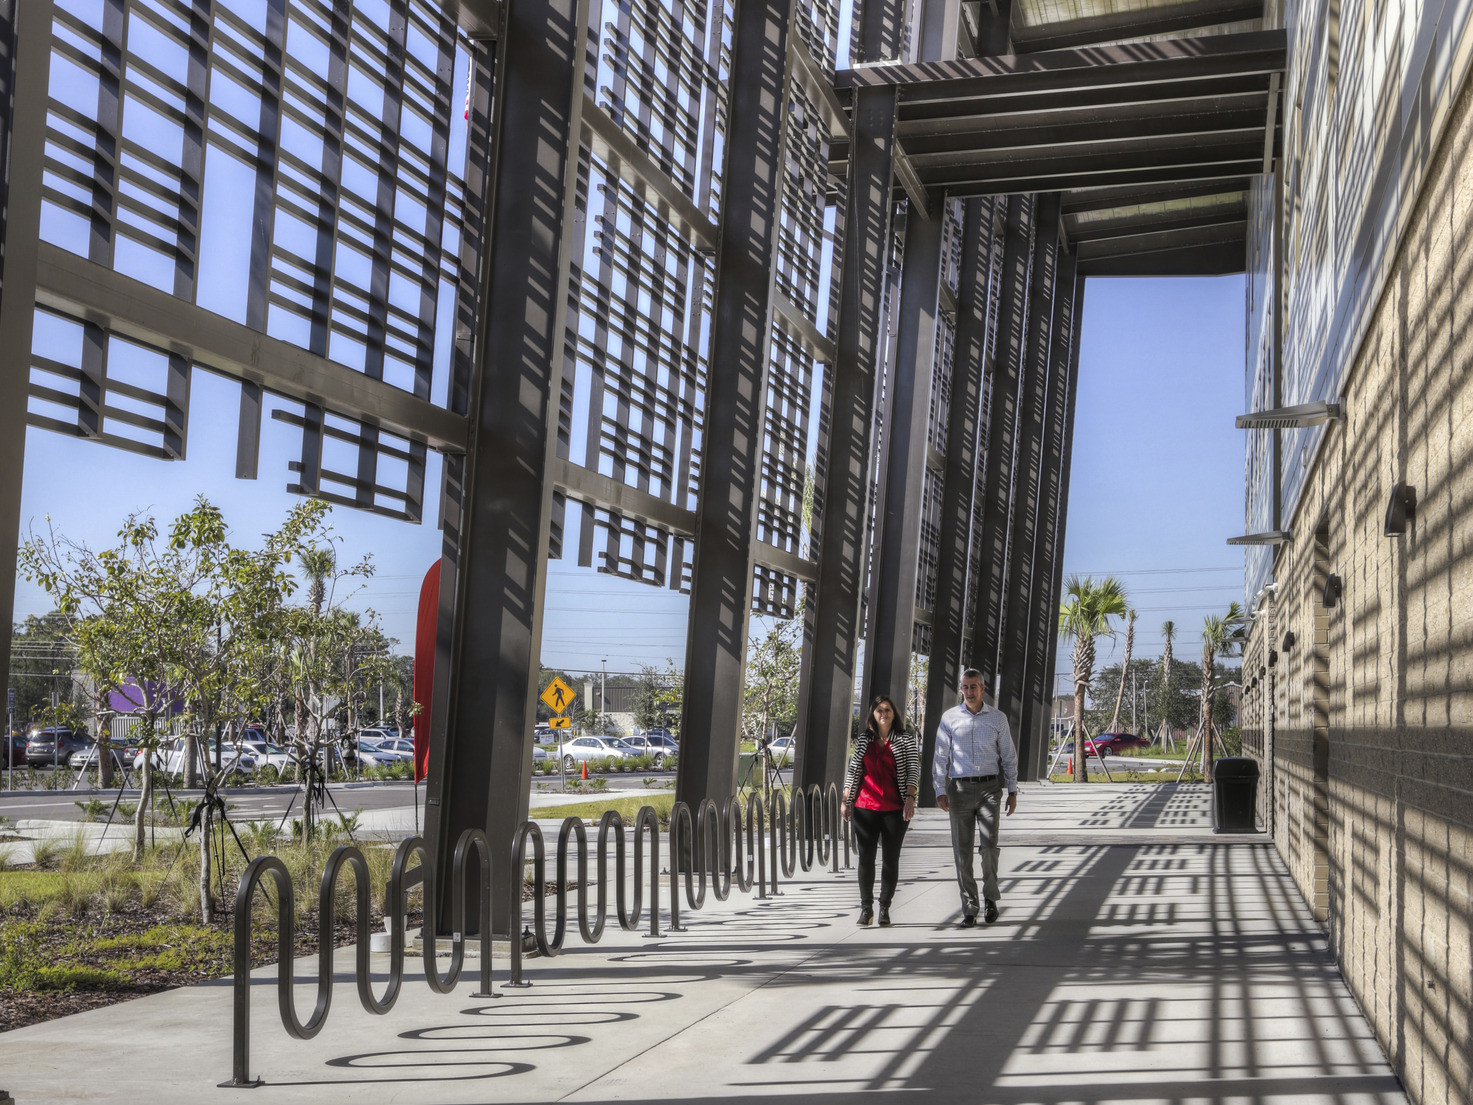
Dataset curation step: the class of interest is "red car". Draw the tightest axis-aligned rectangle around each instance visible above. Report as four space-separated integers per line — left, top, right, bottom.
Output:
1092 732 1151 756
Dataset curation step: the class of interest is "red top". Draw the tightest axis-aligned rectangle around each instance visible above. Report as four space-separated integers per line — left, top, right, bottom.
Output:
856 741 902 812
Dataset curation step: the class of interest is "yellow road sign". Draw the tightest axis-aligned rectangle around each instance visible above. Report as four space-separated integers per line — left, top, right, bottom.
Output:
548 717 571 730
540 676 576 714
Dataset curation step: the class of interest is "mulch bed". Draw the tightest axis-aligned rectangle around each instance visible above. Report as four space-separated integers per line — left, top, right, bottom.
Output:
1 879 571 1033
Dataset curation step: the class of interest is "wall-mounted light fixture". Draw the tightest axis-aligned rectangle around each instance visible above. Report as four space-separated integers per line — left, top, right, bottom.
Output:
1384 482 1417 536
1268 648 1278 667
1323 573 1343 608
1282 630 1296 651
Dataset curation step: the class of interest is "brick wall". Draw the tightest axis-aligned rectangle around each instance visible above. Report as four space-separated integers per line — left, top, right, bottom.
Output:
1241 51 1473 1105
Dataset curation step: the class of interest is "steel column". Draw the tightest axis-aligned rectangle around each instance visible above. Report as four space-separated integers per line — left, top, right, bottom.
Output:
0 0 52 714
864 208 944 712
424 0 587 936
920 197 997 803
919 201 1001 807
1017 242 1077 777
794 83 899 793
1036 274 1086 777
997 195 1061 743
970 193 1033 692
674 0 794 810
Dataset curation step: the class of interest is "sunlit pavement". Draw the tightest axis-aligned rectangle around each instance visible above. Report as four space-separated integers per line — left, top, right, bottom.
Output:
0 782 1406 1104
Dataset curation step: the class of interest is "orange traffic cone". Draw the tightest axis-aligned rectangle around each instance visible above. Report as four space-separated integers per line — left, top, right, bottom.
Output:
1067 757 1073 775
580 761 588 781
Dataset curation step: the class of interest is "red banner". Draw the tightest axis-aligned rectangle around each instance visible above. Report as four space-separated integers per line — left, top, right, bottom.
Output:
412 559 441 784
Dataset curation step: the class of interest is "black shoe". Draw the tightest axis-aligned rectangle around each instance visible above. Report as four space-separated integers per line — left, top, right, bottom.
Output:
859 907 874 926
877 906 891 927
984 900 999 924
959 914 977 928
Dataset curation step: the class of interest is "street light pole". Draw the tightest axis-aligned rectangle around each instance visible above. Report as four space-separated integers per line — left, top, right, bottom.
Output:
600 659 606 733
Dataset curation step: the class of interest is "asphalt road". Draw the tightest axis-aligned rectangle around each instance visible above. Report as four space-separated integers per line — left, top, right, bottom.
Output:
0 771 678 822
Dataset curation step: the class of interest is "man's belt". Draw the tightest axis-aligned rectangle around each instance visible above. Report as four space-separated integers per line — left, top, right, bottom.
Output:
951 774 998 783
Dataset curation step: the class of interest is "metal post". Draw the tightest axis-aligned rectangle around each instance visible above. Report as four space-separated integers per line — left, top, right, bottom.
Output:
794 83 899 793
674 0 795 811
920 198 997 804
864 207 944 711
1016 240 1078 777
969 194 1034 690
424 0 588 937
1035 272 1086 779
0 0 52 708
997 194 1060 746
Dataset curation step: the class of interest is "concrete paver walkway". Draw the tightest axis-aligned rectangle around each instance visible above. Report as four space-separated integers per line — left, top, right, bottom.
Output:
0 783 1406 1103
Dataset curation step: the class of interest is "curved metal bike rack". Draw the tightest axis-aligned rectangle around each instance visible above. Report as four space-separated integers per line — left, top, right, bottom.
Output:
226 792 850 1086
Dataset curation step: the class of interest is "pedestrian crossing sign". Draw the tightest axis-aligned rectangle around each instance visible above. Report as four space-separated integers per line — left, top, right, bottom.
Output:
540 676 576 714
548 717 571 729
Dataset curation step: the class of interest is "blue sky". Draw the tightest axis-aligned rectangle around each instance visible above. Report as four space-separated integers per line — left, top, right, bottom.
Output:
12 274 1247 684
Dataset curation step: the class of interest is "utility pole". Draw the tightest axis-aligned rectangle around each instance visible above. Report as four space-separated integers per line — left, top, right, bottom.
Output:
600 658 607 733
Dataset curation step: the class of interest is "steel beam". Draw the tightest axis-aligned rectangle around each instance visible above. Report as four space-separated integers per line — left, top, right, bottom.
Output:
794 82 898 794
1061 178 1252 214
969 193 1033 692
0 0 53 715
675 0 794 810
996 194 1060 742
1035 273 1085 776
1011 0 1264 53
33 245 468 453
1068 203 1247 243
901 108 1269 161
835 31 1287 102
921 197 997 804
424 0 587 936
1076 239 1245 276
1017 242 1076 778
946 160 1264 199
864 205 944 713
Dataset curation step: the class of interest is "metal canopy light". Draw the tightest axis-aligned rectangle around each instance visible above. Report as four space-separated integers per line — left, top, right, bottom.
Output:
1235 400 1344 429
1227 530 1292 546
1384 482 1417 536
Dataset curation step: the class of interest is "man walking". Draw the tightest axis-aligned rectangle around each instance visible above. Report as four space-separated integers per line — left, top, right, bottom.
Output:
933 668 1018 925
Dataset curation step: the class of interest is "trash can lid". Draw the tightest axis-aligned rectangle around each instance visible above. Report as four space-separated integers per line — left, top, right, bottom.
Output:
1213 756 1260 779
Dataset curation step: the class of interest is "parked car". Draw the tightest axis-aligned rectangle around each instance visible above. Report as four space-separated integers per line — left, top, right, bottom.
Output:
2 733 27 769
765 735 795 764
25 728 91 769
134 738 256 778
372 737 416 759
235 738 297 772
620 733 678 767
645 727 678 744
358 726 399 743
558 735 640 771
1092 732 1151 756
67 741 133 772
355 737 410 767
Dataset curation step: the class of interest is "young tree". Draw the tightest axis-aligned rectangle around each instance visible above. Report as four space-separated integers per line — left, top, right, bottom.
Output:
1199 603 1248 780
1057 575 1128 782
633 662 682 733
743 616 801 743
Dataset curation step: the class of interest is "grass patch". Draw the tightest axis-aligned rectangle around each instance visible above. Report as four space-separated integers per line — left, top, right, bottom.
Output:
533 794 676 826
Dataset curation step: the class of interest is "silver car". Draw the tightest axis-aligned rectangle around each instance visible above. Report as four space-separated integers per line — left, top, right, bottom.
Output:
557 736 639 772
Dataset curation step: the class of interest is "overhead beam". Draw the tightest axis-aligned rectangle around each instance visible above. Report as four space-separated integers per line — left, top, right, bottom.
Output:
920 136 1269 187
34 244 470 453
944 159 1264 197
836 30 1287 103
894 72 1273 124
1011 0 1264 53
1075 220 1247 260
1076 238 1246 276
443 0 502 39
1062 177 1253 213
1067 203 1247 242
901 108 1269 161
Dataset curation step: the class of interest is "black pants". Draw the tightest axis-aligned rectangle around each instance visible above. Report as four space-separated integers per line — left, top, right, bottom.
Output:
852 806 908 907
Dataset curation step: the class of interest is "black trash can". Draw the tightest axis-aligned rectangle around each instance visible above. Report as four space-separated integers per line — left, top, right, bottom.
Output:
1212 757 1261 833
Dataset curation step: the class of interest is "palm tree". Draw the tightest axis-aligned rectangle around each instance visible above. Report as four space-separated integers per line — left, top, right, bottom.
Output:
299 547 335 616
1058 575 1129 782
1108 608 1137 732
1199 602 1248 780
1158 620 1175 746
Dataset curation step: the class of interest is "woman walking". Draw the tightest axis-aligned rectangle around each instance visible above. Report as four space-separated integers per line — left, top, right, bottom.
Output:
842 694 919 926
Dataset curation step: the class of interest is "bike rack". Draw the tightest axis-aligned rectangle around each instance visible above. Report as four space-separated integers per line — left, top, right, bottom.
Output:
225 791 850 1086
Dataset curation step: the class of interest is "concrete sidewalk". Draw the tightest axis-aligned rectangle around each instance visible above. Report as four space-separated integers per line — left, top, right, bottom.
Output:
0 783 1406 1103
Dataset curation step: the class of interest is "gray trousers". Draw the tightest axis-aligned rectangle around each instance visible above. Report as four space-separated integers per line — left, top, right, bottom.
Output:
947 777 1003 916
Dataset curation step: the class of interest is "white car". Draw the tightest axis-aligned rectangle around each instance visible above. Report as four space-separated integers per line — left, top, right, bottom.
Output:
558 736 640 771
356 738 410 767
134 738 256 778
767 735 795 764
235 739 297 772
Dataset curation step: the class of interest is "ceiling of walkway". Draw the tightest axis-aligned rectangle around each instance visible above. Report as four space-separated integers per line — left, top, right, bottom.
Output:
830 0 1283 276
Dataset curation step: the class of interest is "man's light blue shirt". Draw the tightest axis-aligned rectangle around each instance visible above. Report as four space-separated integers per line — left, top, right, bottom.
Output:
932 702 1018 796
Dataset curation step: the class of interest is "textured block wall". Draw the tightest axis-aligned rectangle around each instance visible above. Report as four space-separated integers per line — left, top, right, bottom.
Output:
1242 54 1473 1105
